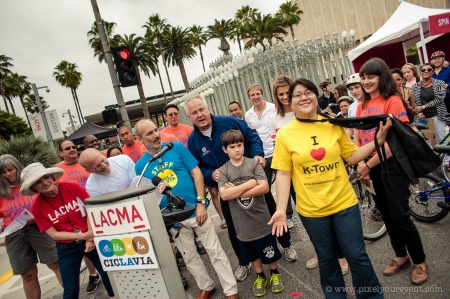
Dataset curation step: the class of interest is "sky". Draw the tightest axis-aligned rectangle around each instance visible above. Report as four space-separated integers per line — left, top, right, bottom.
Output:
0 0 284 129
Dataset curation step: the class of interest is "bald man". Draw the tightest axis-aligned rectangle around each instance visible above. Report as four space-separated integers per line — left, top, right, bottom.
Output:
83 135 107 157
118 126 143 162
79 148 136 197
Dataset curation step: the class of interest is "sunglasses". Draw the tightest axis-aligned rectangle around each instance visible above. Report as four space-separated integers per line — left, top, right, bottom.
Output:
63 145 77 151
420 68 433 73
167 112 179 117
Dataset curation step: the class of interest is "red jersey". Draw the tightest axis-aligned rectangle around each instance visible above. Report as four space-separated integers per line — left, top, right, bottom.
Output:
55 161 90 188
31 181 89 243
0 185 36 228
122 140 144 162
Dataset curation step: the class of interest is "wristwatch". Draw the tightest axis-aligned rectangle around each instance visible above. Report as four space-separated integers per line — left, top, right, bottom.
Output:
197 195 206 205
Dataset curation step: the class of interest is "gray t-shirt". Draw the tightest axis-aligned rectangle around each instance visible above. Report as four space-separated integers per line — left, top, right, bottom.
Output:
219 157 271 242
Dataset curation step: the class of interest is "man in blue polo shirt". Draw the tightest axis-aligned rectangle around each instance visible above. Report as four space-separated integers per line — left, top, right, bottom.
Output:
134 119 238 299
431 51 450 113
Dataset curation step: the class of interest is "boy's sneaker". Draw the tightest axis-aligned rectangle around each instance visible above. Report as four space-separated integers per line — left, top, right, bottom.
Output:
234 263 251 281
270 273 284 293
86 273 101 294
253 275 268 297
195 240 207 255
284 246 298 262
287 219 295 229
220 218 227 229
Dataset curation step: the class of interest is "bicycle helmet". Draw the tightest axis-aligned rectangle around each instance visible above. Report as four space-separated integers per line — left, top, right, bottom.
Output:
337 96 353 105
345 73 361 87
319 81 331 89
430 51 445 60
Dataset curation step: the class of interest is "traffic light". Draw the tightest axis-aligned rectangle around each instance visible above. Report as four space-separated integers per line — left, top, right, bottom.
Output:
111 46 139 87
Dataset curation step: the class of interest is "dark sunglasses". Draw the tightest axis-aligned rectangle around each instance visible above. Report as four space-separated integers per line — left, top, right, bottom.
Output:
167 112 179 117
63 145 77 151
420 68 433 73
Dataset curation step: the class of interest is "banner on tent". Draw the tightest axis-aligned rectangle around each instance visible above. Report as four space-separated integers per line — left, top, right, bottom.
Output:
28 110 65 141
429 12 450 36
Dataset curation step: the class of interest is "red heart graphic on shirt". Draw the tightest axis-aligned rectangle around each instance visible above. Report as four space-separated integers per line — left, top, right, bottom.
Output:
310 148 326 161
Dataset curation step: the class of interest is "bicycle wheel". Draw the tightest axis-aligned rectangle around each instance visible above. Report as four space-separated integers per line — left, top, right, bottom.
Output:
351 177 387 241
409 174 450 223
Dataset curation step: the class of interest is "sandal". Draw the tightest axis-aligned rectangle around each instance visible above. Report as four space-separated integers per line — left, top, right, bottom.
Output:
306 257 319 269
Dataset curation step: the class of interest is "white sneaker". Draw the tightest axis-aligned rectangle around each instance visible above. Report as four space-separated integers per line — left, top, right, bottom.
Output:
284 246 298 262
234 263 251 281
220 218 227 229
286 219 295 229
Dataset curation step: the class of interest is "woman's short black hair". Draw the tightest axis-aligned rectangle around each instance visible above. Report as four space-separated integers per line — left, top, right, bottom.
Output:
107 146 122 157
288 78 319 103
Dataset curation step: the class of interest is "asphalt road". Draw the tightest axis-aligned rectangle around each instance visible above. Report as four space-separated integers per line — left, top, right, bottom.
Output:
1 196 449 299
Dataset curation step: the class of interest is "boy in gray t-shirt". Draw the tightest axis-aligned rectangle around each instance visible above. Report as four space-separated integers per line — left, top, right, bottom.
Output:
218 129 284 297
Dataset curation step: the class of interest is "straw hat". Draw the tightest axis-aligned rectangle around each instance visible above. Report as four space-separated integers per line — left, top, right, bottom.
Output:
20 163 64 196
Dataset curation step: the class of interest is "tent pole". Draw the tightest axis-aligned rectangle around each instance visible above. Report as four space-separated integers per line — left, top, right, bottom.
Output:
419 19 429 63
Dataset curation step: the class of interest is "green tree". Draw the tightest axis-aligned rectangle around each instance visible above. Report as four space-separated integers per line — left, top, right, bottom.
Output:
143 34 169 103
116 33 158 118
5 73 32 128
230 20 244 54
87 20 121 63
0 134 59 167
190 25 208 72
53 60 84 123
0 54 13 114
245 14 287 49
143 14 175 100
2 73 18 116
24 94 49 114
0 110 30 140
164 26 196 92
275 1 304 40
235 5 259 47
207 19 234 56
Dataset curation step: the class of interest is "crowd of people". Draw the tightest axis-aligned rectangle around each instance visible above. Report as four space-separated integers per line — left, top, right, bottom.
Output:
0 51 449 299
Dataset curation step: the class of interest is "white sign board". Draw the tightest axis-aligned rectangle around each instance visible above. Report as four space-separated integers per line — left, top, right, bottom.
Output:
88 199 151 236
65 124 81 136
94 231 159 271
28 110 65 140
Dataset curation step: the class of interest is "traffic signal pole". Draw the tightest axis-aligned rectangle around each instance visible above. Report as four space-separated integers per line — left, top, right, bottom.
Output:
90 0 131 129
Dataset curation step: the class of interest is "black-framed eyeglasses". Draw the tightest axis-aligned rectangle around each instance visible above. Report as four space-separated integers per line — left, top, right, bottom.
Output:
63 145 77 151
420 68 433 73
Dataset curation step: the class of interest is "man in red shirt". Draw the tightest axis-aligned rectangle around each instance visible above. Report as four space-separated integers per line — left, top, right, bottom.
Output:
161 104 193 147
119 126 143 163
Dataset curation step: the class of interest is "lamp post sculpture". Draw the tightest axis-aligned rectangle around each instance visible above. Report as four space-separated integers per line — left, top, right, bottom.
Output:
62 109 76 133
31 83 55 151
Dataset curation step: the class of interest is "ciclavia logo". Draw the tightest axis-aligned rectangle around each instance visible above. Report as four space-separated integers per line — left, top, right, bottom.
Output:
99 236 149 257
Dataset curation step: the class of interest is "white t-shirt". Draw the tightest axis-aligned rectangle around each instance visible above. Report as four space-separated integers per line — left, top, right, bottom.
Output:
245 102 276 158
269 111 295 136
86 155 136 197
348 101 359 118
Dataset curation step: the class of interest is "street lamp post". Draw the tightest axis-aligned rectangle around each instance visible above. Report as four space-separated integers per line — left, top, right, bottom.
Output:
62 109 76 133
31 83 55 151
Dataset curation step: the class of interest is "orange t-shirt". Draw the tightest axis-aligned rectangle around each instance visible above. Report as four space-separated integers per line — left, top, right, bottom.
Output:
55 161 91 188
161 124 193 147
0 186 36 228
356 94 409 147
139 132 179 155
122 140 144 162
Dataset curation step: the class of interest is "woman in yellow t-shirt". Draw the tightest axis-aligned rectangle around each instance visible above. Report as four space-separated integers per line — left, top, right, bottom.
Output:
269 78 390 299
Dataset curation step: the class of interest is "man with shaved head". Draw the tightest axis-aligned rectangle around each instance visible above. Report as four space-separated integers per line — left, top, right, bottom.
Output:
79 148 136 197
83 135 107 157
119 126 143 162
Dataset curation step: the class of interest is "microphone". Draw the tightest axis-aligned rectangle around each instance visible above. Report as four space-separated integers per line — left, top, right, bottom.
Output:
151 176 186 209
149 142 174 163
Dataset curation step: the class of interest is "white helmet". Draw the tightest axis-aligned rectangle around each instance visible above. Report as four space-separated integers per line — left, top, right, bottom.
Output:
346 73 361 87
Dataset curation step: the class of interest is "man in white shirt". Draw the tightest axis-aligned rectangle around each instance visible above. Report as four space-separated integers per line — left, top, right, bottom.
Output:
244 84 298 263
79 148 136 197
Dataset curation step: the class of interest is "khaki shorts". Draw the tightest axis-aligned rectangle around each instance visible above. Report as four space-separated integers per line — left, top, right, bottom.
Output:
5 224 58 275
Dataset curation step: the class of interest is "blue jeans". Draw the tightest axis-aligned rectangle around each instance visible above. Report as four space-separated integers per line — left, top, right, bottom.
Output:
300 205 383 299
56 241 114 299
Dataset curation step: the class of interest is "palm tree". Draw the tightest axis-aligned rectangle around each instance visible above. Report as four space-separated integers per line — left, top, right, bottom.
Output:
143 34 168 103
0 111 30 140
164 26 196 92
87 20 121 63
0 54 13 113
190 25 208 72
2 74 18 116
53 61 84 123
235 5 259 47
24 94 49 114
143 14 175 100
116 33 158 119
6 73 32 128
275 1 304 40
206 19 234 56
230 20 244 54
245 14 287 49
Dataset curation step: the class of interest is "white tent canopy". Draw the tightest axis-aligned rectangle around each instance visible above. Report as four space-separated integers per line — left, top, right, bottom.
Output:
348 1 450 62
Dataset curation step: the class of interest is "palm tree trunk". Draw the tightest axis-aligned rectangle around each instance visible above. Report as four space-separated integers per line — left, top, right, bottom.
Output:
19 95 32 129
158 35 175 100
199 46 206 72
1 94 10 113
70 88 82 124
155 64 167 104
176 58 190 92
135 70 150 119
7 97 16 115
237 37 242 53
73 89 84 124
290 25 295 40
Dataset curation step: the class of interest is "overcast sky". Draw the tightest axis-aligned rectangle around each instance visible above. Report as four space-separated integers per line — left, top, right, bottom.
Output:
0 0 284 129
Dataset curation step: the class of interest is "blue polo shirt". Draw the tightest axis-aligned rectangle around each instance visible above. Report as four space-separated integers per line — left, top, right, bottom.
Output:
433 66 450 99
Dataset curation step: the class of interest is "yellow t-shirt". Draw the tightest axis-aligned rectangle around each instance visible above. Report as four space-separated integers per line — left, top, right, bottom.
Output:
272 116 358 217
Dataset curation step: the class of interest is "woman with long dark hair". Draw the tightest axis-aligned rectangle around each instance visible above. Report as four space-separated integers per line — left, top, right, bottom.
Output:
391 68 416 123
355 58 428 285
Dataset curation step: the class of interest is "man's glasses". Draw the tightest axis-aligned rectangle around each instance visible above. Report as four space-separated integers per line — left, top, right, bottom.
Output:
90 158 107 171
63 145 77 151
420 68 433 73
167 112 179 117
